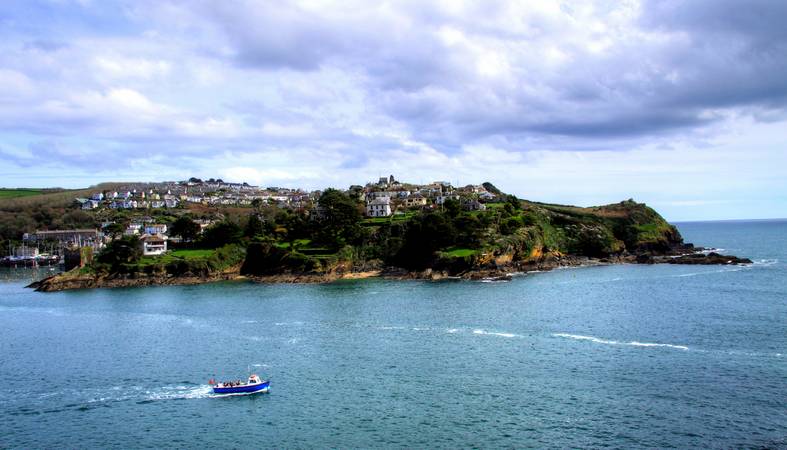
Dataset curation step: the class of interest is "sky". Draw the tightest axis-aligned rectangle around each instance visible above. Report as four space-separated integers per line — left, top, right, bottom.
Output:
0 0 786 221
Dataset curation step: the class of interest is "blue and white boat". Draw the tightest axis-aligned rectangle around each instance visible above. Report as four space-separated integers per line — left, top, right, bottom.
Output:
210 374 270 395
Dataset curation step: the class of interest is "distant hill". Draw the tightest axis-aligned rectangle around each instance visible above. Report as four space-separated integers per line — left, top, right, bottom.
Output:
0 188 52 199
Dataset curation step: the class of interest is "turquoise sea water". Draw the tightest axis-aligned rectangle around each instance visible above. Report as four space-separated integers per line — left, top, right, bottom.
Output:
1 220 785 448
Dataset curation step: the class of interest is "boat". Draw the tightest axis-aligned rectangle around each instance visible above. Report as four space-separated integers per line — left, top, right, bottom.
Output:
209 374 270 395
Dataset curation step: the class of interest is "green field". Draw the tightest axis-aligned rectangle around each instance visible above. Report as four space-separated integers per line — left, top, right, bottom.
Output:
137 248 217 266
170 249 215 258
440 247 479 258
0 188 43 199
362 211 416 225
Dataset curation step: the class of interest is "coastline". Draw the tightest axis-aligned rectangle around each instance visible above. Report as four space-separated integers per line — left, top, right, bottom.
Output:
27 251 751 292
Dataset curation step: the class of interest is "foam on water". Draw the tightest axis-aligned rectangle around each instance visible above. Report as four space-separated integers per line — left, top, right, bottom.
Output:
676 266 746 278
472 329 521 338
145 385 213 401
553 333 689 350
754 258 779 266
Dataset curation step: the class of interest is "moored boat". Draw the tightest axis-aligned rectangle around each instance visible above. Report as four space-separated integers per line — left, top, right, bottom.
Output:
209 374 270 395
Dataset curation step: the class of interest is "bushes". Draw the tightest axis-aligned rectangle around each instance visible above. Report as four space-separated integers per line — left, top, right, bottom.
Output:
241 242 319 275
200 221 243 248
96 235 142 270
93 243 245 277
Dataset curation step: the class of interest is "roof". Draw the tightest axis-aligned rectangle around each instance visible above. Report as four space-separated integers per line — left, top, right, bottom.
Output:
139 233 168 242
36 229 99 235
369 197 391 205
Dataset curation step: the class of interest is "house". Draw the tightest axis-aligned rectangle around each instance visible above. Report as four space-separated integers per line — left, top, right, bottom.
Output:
165 198 179 208
125 224 143 235
366 197 392 217
464 199 486 211
90 192 104 201
144 224 168 235
139 234 168 256
404 193 428 208
435 194 461 205
82 199 100 210
195 219 215 234
479 192 497 201
367 191 397 201
26 229 103 249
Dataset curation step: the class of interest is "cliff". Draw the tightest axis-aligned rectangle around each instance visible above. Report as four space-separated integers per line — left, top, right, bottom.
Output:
29 198 750 292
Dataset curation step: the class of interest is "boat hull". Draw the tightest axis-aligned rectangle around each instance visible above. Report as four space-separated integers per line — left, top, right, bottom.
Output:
212 380 270 395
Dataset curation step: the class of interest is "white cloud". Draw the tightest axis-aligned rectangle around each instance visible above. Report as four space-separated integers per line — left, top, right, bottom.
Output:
0 0 785 220
94 56 171 80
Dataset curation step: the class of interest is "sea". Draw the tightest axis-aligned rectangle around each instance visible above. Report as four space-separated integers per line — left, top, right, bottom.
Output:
1 220 785 448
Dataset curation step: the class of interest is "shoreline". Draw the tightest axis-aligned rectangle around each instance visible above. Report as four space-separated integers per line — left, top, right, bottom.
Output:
26 251 752 292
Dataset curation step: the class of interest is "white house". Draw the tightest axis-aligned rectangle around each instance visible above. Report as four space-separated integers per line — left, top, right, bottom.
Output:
144 224 168 235
140 234 168 256
125 223 143 235
366 197 392 217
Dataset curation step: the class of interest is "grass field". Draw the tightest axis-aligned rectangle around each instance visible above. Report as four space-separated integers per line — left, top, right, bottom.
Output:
362 211 416 225
170 249 215 258
0 188 43 199
440 247 478 258
137 248 217 266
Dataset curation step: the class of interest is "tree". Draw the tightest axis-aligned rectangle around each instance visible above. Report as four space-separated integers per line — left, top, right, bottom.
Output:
245 214 265 238
170 216 201 242
443 198 461 218
506 194 521 211
105 222 126 239
97 235 142 269
314 189 362 248
201 221 243 248
394 212 455 269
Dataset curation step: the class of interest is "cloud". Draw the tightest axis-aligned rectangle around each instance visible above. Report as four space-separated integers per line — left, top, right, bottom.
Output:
0 0 785 219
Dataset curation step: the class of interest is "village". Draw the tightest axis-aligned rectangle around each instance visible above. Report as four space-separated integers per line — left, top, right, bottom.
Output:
2 175 500 268
74 175 495 216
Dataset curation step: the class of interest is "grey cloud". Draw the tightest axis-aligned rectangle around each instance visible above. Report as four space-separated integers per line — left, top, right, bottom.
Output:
3 0 787 168
640 0 787 42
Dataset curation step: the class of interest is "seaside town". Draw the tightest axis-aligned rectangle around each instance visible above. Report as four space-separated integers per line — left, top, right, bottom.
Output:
2 175 499 268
